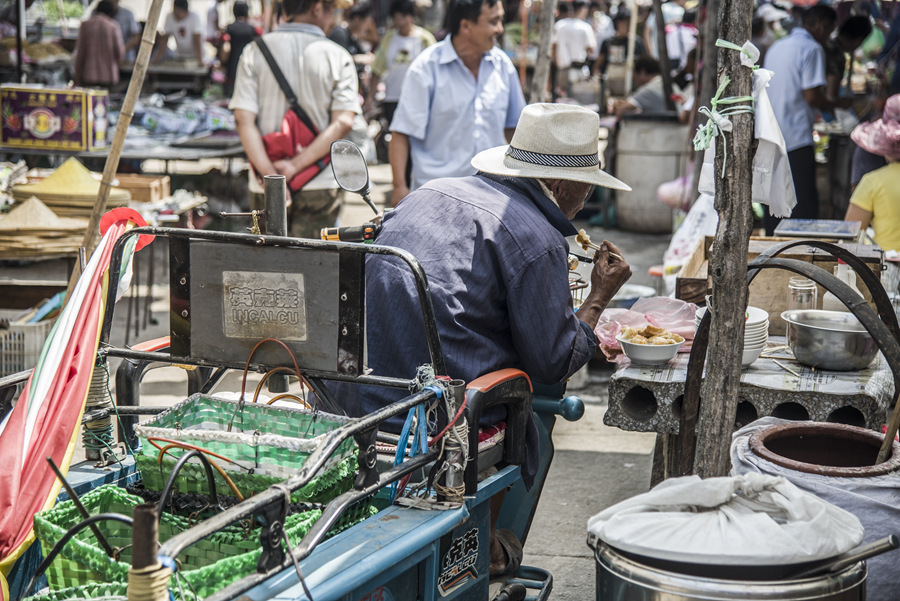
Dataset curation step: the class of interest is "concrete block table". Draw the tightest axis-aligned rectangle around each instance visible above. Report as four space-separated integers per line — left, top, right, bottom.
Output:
605 337 894 434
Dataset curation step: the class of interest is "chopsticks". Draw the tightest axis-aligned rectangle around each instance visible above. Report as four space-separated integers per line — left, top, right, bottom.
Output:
577 229 624 262
772 360 802 378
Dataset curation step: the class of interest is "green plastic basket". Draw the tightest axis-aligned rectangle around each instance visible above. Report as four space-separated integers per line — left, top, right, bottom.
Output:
133 394 357 499
23 581 199 601
134 453 358 504
34 485 376 598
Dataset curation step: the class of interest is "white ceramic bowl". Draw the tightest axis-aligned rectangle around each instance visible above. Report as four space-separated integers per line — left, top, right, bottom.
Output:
743 340 768 351
617 335 684 366
744 331 769 343
742 345 765 366
746 306 769 326
695 307 770 327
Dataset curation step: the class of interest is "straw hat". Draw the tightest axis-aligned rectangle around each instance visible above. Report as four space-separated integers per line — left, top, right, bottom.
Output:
471 103 631 191
11 157 130 218
851 94 900 161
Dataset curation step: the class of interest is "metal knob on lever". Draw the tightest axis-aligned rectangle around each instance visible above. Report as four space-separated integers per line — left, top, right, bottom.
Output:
320 223 382 243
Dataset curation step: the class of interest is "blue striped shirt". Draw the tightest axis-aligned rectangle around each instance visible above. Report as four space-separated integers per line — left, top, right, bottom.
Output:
333 173 597 429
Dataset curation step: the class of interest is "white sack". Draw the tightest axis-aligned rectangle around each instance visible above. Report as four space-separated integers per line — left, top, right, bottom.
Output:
587 472 863 566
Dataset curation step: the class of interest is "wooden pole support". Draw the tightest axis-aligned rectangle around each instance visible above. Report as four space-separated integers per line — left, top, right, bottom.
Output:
63 0 167 305
650 0 676 112
691 0 757 478
528 0 558 103
877 393 900 464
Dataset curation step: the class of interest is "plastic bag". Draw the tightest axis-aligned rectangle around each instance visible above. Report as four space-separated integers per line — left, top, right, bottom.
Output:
587 472 864 566
657 174 693 211
594 296 699 360
732 417 900 601
662 193 718 295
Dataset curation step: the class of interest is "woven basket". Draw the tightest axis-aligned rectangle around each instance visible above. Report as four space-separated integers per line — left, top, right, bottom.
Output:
34 485 376 598
23 582 199 601
135 454 358 504
134 394 356 498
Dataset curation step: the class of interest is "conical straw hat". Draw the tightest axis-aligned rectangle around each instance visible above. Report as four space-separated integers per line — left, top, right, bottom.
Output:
11 157 131 202
0 196 87 231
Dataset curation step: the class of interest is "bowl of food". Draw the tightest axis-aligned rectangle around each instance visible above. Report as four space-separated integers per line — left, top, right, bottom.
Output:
781 310 879 371
617 325 685 365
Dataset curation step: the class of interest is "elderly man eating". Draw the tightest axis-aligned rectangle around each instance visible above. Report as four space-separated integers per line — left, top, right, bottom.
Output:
335 103 633 576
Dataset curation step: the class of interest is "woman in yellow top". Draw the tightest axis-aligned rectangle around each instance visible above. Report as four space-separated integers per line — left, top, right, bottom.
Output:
845 94 900 251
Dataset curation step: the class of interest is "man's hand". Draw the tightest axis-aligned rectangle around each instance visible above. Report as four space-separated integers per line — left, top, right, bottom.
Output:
576 239 631 329
273 158 297 178
589 239 631 301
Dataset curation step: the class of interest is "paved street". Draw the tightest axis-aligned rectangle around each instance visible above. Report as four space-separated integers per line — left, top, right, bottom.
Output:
94 161 668 599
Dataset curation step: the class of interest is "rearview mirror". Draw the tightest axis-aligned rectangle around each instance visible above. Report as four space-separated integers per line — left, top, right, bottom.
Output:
330 140 369 195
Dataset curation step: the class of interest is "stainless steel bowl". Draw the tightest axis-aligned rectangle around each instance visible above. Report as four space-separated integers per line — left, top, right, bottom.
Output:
781 310 879 371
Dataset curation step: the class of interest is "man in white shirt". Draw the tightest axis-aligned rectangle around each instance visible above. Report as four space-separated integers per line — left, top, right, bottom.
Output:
763 4 849 232
155 0 204 64
387 0 526 202
552 0 597 96
229 0 360 238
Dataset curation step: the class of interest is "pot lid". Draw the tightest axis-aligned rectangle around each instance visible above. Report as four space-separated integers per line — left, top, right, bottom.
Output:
587 473 864 566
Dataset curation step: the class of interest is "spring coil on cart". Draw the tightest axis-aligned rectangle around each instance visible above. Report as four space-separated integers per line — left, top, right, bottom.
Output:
82 357 119 463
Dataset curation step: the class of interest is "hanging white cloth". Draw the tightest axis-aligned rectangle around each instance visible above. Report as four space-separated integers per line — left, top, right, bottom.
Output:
698 46 797 218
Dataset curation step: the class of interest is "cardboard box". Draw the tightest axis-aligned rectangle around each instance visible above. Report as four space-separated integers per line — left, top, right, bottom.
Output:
114 174 171 203
0 85 109 152
675 236 883 335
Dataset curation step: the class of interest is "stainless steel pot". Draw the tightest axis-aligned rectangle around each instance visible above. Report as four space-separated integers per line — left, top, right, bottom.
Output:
595 544 866 601
781 309 879 370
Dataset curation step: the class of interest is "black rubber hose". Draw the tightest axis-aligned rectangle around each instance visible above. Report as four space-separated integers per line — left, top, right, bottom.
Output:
157 449 219 519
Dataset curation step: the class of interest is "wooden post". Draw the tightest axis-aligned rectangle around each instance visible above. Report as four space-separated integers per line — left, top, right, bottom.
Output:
519 0 529 89
528 0 558 103
692 0 757 478
691 0 721 196
63 0 166 304
624 0 637 95
650 0 675 111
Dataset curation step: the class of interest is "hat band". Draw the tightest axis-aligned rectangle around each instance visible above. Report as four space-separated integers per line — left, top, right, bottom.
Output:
506 146 598 169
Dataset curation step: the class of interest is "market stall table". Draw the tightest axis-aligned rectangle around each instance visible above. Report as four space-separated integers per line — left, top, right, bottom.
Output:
119 63 209 94
604 339 894 435
0 131 245 186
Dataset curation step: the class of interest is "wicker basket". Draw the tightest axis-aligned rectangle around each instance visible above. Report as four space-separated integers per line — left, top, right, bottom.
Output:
23 582 199 601
34 485 376 598
134 394 356 500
